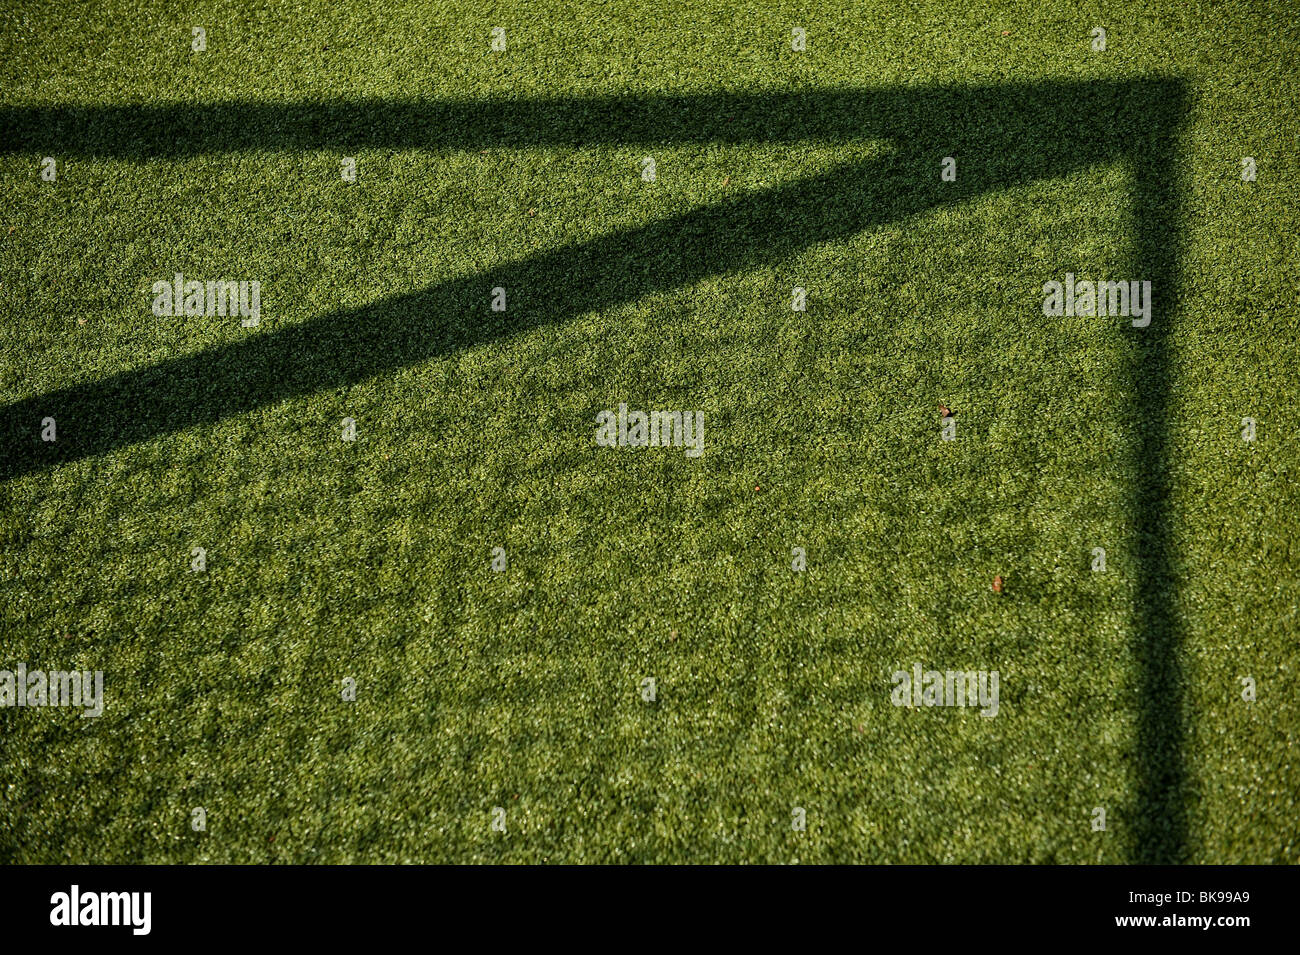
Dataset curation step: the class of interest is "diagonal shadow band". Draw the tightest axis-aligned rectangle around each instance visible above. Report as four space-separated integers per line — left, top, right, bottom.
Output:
0 148 963 483
0 77 1188 862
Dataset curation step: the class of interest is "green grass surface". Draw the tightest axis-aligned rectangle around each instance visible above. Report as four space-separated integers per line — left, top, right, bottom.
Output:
1 0 1297 863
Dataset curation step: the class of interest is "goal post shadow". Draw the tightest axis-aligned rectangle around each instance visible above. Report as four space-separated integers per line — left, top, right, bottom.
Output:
0 76 1189 862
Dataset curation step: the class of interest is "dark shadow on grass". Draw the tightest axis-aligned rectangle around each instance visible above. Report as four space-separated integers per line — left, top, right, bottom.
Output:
1125 91 1190 863
0 82 1176 157
0 77 1187 862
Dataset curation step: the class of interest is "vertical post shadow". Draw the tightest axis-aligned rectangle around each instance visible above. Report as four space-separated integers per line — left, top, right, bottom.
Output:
1126 79 1189 863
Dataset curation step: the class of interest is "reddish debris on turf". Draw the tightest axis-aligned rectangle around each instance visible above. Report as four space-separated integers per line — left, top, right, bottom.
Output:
992 575 1004 593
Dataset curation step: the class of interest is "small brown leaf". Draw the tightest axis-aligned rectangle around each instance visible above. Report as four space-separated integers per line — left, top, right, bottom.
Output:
939 403 952 418
992 575 1004 594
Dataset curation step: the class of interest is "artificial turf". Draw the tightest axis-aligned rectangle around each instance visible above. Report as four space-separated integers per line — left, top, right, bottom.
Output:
0 0 1297 863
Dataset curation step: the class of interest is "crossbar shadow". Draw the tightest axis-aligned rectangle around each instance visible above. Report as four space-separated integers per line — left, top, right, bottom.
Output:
0 77 1188 862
